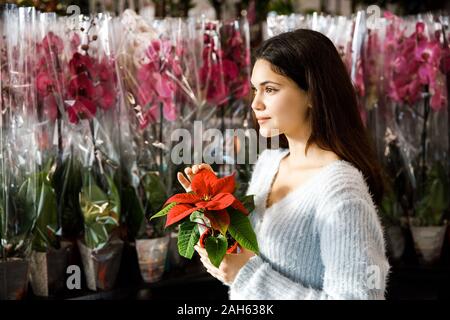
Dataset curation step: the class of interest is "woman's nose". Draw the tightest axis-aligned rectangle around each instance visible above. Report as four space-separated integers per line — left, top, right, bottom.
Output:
251 95 265 111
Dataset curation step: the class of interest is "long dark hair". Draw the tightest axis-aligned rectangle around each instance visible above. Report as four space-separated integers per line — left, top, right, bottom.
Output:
253 29 384 205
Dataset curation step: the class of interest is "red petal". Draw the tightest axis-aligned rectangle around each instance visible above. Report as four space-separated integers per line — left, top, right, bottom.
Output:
204 210 230 234
165 204 198 227
164 193 200 206
205 193 236 210
190 169 218 197
211 172 236 195
231 199 249 215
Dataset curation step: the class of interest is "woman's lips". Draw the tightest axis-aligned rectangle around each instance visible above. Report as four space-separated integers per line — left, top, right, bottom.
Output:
257 117 271 124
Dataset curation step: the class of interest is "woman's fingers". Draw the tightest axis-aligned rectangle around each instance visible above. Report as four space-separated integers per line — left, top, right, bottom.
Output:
177 172 191 192
184 167 195 182
198 163 214 174
178 163 216 192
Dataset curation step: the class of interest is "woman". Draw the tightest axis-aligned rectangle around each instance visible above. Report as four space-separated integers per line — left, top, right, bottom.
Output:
177 29 390 300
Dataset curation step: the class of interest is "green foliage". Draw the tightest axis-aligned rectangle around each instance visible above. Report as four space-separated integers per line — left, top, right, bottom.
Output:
120 182 145 240
380 181 403 226
177 220 200 259
19 168 59 252
268 0 294 15
138 172 170 239
227 208 259 254
415 162 449 226
51 154 84 238
80 170 121 250
0 168 41 258
205 233 228 268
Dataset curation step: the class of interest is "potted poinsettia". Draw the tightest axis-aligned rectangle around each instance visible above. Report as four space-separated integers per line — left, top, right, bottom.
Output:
150 168 258 268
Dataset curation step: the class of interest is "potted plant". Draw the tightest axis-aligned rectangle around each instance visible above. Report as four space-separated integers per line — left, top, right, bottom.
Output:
380 180 408 263
409 162 449 265
77 169 124 291
0 173 34 300
21 162 74 297
134 172 171 283
150 168 259 269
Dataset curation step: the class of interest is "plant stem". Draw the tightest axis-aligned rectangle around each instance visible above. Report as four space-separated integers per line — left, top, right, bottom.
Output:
419 87 430 197
159 102 164 188
56 97 63 237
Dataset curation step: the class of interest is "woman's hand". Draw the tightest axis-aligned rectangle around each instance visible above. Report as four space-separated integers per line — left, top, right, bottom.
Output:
177 163 215 192
194 245 256 285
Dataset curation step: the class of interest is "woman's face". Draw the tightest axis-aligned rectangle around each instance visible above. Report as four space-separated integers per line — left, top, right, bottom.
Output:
251 59 311 139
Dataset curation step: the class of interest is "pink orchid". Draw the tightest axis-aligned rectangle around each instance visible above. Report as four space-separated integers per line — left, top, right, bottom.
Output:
134 39 180 128
385 15 447 109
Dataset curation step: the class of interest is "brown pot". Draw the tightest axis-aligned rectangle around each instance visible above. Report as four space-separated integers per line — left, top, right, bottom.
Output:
136 235 170 283
29 241 73 297
0 258 29 300
78 239 124 291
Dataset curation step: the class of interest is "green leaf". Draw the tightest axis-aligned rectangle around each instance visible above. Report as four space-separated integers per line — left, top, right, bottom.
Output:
33 177 59 251
177 221 200 259
150 202 176 221
122 185 145 239
142 172 168 211
189 210 205 223
241 195 255 214
106 174 121 219
205 234 227 268
51 154 84 237
228 209 259 254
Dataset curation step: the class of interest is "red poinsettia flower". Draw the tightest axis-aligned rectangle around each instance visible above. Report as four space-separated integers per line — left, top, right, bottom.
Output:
163 169 248 228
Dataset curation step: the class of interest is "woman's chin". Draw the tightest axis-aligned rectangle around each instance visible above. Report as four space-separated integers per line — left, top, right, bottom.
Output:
259 127 282 138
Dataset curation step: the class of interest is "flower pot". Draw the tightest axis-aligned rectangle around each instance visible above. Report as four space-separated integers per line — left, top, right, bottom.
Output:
0 258 30 300
385 225 405 261
29 241 73 297
410 224 447 265
77 238 124 291
136 235 170 283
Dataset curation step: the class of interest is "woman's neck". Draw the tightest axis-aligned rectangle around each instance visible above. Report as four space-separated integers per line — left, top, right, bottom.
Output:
284 132 340 169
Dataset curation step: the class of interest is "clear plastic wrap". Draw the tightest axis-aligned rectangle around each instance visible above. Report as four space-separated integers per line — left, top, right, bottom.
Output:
1 5 39 260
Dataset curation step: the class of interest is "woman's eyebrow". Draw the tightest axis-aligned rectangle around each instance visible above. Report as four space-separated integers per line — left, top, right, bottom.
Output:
251 80 282 87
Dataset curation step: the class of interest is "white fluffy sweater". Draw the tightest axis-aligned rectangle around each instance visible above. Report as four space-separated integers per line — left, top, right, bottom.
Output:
228 148 390 300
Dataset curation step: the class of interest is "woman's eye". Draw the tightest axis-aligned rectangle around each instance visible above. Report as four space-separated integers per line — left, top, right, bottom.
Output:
265 87 277 94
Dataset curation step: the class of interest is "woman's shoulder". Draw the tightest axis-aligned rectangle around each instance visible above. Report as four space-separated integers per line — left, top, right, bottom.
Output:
318 160 375 206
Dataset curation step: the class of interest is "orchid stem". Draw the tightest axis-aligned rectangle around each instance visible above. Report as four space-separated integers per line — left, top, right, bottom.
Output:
420 86 430 197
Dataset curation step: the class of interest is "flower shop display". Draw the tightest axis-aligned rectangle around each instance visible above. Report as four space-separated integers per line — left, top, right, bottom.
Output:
29 11 76 297
67 13 124 291
1 3 449 299
267 11 450 265
0 5 38 299
150 169 258 268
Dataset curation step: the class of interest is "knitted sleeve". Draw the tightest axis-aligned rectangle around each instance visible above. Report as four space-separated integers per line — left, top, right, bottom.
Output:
228 196 390 300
